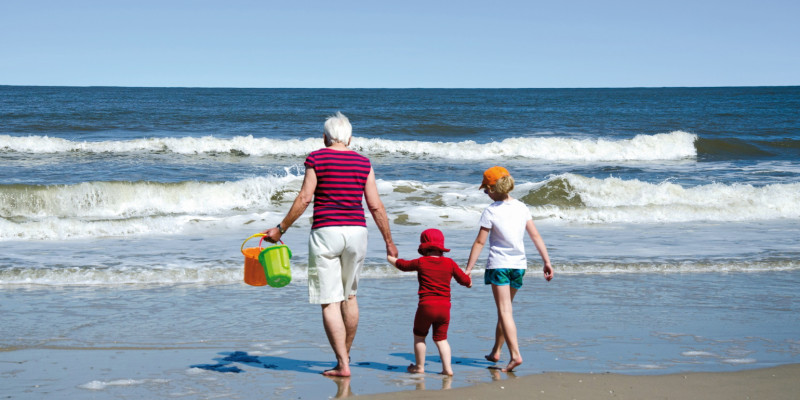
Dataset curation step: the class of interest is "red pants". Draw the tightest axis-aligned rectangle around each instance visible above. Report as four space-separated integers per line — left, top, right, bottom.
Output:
413 300 451 341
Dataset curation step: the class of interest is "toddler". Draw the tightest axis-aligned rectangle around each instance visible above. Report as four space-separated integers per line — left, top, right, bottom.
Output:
388 228 472 375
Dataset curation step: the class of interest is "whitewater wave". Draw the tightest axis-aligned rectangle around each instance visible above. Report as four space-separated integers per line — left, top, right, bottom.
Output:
0 176 298 219
2 172 799 241
379 174 800 226
0 263 245 286
0 131 698 161
0 175 301 240
2 259 797 287
522 174 800 223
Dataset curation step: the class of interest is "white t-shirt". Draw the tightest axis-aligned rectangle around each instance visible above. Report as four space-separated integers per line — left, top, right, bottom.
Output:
478 198 532 269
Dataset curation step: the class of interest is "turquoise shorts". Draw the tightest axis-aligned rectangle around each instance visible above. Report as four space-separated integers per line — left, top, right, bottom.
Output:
484 268 526 289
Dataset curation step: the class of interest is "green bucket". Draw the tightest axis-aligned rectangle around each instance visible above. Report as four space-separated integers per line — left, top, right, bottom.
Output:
258 241 292 288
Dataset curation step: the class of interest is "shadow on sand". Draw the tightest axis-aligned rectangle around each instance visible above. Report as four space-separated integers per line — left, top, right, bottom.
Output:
191 351 496 375
191 351 332 374
190 351 515 398
389 352 498 369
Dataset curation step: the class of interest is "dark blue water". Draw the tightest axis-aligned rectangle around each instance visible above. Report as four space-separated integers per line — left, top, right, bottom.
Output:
3 86 798 139
2 87 799 400
1 86 799 282
3 86 798 140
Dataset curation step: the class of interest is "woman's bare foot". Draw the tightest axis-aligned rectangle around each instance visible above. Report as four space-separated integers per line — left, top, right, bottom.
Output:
406 363 424 374
484 353 500 363
322 364 351 377
501 357 522 372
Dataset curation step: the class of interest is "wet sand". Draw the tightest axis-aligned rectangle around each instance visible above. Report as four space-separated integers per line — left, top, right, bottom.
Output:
2 273 799 399
359 363 800 400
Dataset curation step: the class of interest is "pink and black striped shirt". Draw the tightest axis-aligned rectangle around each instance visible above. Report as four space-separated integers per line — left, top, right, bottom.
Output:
304 148 371 229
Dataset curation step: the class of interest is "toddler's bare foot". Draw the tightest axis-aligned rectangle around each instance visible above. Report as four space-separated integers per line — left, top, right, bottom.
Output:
406 363 424 374
484 353 500 363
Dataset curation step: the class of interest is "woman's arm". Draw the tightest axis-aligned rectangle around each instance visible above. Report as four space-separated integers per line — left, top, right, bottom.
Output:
262 168 317 242
364 168 398 257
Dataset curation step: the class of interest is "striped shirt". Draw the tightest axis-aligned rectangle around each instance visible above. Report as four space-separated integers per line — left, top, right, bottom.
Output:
304 148 371 229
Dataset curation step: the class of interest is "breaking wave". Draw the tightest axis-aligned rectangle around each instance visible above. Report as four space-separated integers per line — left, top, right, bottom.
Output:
0 131 698 161
2 172 799 241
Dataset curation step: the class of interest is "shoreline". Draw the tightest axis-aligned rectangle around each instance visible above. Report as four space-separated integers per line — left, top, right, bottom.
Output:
3 273 799 399
357 363 800 399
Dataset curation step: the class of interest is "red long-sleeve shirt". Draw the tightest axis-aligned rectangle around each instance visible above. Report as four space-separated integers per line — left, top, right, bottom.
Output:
394 256 471 303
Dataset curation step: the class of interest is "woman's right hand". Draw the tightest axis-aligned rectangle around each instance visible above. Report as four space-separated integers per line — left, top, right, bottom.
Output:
261 227 282 243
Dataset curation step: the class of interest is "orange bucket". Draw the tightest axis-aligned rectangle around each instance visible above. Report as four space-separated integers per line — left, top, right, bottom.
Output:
241 233 268 286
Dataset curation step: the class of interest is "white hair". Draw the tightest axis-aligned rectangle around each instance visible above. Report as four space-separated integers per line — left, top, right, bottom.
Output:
323 111 352 144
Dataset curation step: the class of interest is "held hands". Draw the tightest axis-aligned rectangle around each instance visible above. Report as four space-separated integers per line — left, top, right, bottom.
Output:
543 263 554 281
386 242 398 258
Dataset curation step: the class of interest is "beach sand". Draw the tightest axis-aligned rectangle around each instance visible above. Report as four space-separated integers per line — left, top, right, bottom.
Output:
358 364 800 399
4 347 796 399
2 272 799 399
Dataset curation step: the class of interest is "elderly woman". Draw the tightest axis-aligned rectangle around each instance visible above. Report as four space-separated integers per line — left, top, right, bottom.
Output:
263 112 397 377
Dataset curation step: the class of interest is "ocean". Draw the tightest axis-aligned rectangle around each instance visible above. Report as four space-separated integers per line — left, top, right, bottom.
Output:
1 86 799 398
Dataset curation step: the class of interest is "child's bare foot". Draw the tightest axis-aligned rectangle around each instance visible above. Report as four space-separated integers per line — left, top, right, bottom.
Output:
322 364 351 377
484 353 500 363
501 357 522 372
406 363 424 374
439 369 453 376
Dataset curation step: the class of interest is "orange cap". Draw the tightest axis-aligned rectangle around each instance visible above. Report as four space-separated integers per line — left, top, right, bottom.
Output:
480 166 510 189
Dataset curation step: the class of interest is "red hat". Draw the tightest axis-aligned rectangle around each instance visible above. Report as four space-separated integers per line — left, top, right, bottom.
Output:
418 228 450 255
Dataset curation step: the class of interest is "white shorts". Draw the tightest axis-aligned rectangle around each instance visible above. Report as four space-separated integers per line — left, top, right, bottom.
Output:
307 226 368 304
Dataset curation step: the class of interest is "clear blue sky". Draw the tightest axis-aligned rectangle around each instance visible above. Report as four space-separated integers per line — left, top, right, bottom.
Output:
1 0 798 88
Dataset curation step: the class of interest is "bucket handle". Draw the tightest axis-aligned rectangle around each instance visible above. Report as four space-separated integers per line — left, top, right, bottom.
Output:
241 233 284 255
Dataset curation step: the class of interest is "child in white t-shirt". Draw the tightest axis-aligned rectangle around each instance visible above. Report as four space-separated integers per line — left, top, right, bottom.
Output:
465 166 554 372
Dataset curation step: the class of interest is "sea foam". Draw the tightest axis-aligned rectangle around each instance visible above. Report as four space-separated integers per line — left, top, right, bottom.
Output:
2 259 798 287
531 174 800 223
2 172 799 240
0 176 298 219
0 131 697 161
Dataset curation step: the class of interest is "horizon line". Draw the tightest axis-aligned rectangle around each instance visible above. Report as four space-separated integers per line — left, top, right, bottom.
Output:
2 84 799 90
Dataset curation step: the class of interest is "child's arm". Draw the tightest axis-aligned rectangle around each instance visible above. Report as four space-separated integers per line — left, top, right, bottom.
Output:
388 255 417 272
526 220 553 281
452 261 472 288
465 227 489 275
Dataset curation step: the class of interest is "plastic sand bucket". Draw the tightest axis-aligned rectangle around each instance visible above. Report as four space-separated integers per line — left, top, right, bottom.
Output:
241 233 268 286
258 241 292 288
